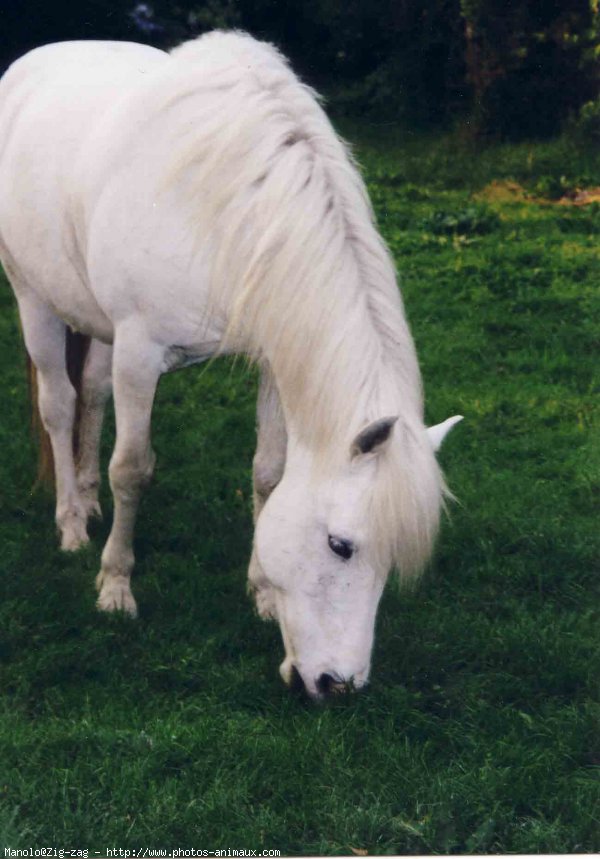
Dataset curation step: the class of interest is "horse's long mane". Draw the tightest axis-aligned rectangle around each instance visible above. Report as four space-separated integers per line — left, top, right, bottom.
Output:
161 31 445 578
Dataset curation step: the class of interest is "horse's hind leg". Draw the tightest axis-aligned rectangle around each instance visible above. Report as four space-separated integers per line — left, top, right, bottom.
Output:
17 294 89 550
76 339 113 520
96 324 162 616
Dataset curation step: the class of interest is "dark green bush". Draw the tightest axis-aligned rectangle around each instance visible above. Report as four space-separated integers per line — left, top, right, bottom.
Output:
569 98 600 145
423 206 500 236
2 0 599 139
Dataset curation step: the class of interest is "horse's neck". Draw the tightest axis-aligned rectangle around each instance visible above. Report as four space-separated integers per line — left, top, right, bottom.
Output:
240 228 423 456
268 304 414 463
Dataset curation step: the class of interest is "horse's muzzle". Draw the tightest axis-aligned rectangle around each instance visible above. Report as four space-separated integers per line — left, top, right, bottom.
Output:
289 664 353 701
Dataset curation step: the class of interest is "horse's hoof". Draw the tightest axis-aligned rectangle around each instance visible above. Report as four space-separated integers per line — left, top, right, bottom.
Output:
96 575 138 618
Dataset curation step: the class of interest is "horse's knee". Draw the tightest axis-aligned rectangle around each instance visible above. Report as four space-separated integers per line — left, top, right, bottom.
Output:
109 447 155 496
37 376 76 434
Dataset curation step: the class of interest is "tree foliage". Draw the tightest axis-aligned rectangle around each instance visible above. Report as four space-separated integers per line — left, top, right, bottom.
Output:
1 0 599 137
460 0 600 136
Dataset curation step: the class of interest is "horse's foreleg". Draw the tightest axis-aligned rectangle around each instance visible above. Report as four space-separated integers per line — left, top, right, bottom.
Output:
248 364 287 618
76 339 113 520
252 364 287 521
96 328 162 617
18 295 89 550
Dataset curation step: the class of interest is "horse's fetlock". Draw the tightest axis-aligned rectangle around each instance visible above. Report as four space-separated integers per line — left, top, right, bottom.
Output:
77 473 102 519
56 503 89 551
100 549 134 580
56 499 87 528
77 470 100 494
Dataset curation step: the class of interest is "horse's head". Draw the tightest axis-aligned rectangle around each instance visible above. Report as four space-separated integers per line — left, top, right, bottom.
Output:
251 414 462 700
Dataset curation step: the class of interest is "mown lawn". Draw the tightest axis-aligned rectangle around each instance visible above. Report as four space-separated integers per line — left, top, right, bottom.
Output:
1 128 599 855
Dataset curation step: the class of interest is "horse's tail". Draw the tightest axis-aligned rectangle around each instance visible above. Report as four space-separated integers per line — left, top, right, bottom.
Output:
28 329 91 488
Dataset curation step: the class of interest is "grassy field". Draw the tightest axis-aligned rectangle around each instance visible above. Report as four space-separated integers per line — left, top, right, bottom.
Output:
1 127 599 855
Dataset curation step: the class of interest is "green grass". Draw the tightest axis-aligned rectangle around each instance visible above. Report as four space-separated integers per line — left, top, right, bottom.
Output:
1 129 599 855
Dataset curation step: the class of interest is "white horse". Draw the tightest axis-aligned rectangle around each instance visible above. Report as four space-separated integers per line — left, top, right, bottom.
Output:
0 32 461 699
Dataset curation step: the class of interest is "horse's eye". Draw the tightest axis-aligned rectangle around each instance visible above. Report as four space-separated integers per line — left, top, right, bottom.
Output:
328 535 354 560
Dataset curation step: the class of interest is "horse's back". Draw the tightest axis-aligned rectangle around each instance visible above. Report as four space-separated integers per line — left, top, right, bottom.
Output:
0 40 167 166
0 32 361 352
0 41 167 336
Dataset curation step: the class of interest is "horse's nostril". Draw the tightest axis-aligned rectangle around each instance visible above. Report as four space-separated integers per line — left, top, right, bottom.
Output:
316 672 348 697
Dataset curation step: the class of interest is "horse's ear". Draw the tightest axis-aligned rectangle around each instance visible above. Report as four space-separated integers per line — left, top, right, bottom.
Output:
427 415 463 452
351 416 398 458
